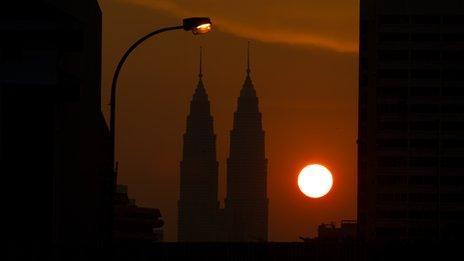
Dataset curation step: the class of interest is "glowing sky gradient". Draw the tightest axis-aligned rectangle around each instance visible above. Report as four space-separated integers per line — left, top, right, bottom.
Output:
100 0 359 242
121 0 358 53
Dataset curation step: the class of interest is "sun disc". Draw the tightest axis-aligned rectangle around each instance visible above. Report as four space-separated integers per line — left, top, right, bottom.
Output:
298 164 333 198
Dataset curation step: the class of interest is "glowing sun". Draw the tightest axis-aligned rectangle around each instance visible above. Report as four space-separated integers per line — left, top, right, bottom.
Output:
298 164 333 198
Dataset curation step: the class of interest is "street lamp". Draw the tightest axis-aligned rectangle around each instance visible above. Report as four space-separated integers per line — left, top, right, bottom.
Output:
183 17 212 34
109 17 212 177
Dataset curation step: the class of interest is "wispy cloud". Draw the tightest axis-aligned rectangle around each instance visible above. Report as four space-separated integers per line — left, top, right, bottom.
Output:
119 0 358 53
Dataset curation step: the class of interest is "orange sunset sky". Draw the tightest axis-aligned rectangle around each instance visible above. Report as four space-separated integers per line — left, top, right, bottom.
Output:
99 0 359 241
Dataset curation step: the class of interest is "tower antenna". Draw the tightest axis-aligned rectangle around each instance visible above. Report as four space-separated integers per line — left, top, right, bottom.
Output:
199 46 203 78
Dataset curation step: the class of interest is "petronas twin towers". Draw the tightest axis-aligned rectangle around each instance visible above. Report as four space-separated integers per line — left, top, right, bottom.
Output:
178 45 268 242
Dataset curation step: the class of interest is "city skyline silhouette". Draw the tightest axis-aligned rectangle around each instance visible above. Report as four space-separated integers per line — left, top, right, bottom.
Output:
101 0 357 241
3 0 463 260
179 44 269 242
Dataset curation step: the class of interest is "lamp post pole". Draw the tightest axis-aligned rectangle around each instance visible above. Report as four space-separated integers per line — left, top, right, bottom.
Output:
109 17 212 176
109 25 183 173
107 17 211 244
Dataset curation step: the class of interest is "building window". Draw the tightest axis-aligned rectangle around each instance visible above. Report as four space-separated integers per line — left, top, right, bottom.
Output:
442 87 464 97
442 121 464 131
410 86 440 97
411 69 441 80
442 33 464 42
410 157 438 168
411 15 441 25
441 211 464 219
377 103 408 114
409 193 436 203
378 49 409 62
443 15 464 25
379 15 410 25
378 156 407 168
378 32 409 42
376 210 407 219
375 227 403 238
410 104 440 114
443 70 464 81
441 139 464 149
378 69 409 80
410 139 437 149
441 157 464 168
376 227 405 238
377 120 408 131
377 138 408 149
442 104 464 114
377 175 407 186
378 86 408 97
440 193 464 203
408 175 437 186
409 210 436 220
411 50 441 62
410 121 438 131
443 50 464 62
411 33 441 42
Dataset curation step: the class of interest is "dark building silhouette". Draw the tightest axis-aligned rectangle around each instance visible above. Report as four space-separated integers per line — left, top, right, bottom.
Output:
1 1 113 258
178 48 219 241
112 242 362 261
317 220 357 240
358 0 464 242
224 44 268 241
114 185 164 242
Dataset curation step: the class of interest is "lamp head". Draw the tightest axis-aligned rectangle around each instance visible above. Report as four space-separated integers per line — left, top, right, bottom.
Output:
183 17 212 34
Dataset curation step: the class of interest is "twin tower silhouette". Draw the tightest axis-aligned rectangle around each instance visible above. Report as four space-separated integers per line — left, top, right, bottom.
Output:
178 43 269 242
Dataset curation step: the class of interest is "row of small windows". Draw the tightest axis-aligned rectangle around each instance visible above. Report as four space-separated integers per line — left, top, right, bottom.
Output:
378 192 464 203
378 156 464 168
378 49 464 62
375 227 404 238
379 87 464 97
379 15 464 25
376 226 464 239
380 175 464 186
419 104 462 113
377 103 464 114
378 69 464 80
435 88 463 96
377 193 464 204
376 210 464 220
377 174 464 186
377 139 464 150
378 139 436 148
378 32 464 42
378 121 464 132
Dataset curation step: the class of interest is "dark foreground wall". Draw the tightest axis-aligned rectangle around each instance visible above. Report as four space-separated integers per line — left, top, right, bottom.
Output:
358 0 464 243
2 1 113 259
110 241 456 261
112 242 358 261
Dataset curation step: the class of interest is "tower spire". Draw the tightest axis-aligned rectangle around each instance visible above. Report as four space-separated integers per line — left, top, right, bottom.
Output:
193 46 207 101
199 46 203 79
246 41 251 75
241 41 255 92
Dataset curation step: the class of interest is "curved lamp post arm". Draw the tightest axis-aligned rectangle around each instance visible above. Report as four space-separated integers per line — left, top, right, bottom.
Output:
109 25 184 169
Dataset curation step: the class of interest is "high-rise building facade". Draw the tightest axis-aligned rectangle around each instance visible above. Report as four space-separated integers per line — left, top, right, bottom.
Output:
225 46 268 241
358 0 464 242
178 49 219 241
1 0 113 257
